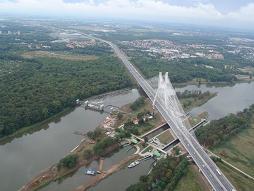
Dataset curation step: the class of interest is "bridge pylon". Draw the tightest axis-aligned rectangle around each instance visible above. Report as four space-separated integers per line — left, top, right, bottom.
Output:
153 72 192 131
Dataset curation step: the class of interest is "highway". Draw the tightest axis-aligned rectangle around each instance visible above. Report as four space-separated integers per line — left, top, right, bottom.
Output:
91 36 236 191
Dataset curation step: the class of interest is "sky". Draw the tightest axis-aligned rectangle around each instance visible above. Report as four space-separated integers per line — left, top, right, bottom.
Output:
0 0 254 30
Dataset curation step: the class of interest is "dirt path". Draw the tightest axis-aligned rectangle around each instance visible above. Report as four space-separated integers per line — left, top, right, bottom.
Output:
99 159 104 171
19 165 58 191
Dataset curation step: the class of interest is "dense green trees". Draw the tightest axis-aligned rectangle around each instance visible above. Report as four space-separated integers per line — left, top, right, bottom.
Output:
57 154 78 169
0 21 134 139
93 137 119 157
115 128 131 141
196 104 254 148
83 149 94 160
131 56 236 83
126 156 188 191
123 120 140 135
165 159 188 190
177 90 215 109
87 128 104 141
130 97 145 111
0 55 132 138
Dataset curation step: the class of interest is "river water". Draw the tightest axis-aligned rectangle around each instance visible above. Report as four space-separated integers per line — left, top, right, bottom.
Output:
1 82 254 191
0 89 140 191
40 145 137 191
89 82 254 191
176 82 254 120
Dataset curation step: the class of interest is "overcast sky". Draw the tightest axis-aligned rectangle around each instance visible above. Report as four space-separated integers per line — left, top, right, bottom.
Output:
0 0 254 30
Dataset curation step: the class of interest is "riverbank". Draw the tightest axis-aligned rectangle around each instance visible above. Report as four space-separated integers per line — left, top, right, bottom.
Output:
179 91 216 111
0 108 73 145
174 80 233 88
0 79 216 145
194 104 254 190
17 94 158 191
212 120 254 190
19 136 122 191
0 89 140 191
1 52 133 143
73 154 139 191
5 81 254 191
20 88 217 191
174 77 254 88
0 88 136 144
0 80 217 145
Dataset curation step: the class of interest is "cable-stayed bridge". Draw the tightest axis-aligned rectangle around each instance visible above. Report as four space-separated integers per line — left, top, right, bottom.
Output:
91 36 236 191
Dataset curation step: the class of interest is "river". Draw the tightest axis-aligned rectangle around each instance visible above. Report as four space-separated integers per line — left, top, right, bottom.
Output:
88 82 254 191
176 82 254 120
1 82 254 191
40 145 138 191
0 89 140 191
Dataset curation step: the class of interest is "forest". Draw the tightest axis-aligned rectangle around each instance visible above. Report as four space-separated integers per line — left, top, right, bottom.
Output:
130 55 237 83
0 55 132 138
0 20 251 140
195 104 254 148
126 156 188 191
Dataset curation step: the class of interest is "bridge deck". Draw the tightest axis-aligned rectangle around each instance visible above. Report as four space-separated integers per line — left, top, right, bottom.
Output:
91 36 235 191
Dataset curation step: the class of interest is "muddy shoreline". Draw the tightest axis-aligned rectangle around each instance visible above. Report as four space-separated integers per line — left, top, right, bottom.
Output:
73 155 139 191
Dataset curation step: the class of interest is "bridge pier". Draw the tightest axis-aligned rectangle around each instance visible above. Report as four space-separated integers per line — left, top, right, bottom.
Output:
137 85 148 98
92 36 236 191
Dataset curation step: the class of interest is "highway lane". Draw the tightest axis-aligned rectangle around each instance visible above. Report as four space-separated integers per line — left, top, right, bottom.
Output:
110 41 235 191
89 36 236 191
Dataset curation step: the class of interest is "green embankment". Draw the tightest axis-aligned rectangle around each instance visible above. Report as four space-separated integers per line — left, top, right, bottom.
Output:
217 162 254 191
212 124 254 177
175 165 205 191
194 104 254 190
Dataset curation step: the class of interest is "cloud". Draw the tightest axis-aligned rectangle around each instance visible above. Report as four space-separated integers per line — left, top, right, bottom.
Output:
0 0 254 30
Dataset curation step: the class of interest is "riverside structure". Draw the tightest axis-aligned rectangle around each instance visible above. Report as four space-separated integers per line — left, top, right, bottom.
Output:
91 36 236 191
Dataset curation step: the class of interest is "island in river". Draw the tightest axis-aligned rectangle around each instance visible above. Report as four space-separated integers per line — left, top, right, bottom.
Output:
20 89 215 191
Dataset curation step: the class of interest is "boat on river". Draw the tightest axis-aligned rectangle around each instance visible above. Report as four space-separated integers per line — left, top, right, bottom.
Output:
85 169 97 176
128 160 140 168
142 154 153 161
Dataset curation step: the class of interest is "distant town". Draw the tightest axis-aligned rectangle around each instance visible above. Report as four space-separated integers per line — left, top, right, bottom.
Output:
121 39 224 60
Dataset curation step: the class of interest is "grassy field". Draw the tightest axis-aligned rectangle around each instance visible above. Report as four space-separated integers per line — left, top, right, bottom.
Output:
22 51 98 61
212 124 254 177
217 162 254 191
177 107 254 190
184 114 254 190
156 129 174 144
175 165 208 191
